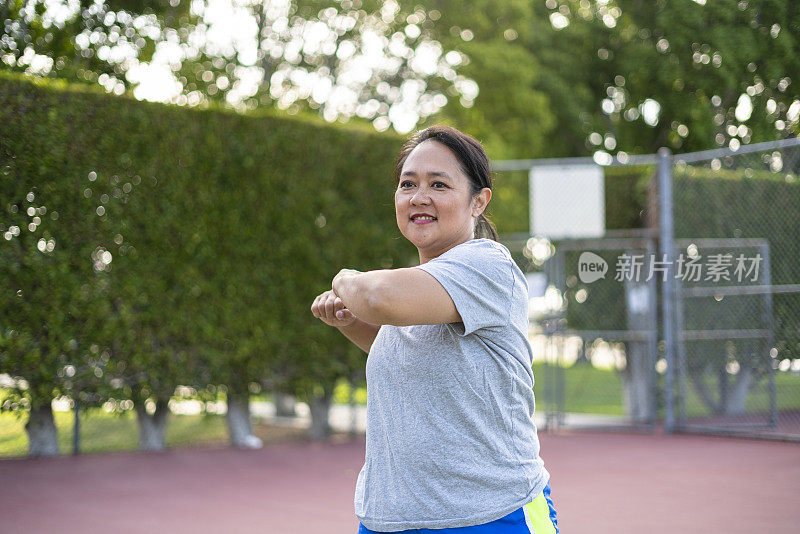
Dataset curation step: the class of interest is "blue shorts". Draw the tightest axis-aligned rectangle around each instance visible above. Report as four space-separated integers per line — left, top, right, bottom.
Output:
357 481 559 534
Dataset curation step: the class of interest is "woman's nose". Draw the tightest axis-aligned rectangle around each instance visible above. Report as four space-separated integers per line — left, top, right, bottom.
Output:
410 186 431 204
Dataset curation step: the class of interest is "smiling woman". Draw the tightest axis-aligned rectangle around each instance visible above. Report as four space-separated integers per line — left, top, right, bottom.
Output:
310 125 558 534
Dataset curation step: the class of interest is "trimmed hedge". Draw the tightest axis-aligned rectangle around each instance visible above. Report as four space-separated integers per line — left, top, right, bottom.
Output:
0 73 414 429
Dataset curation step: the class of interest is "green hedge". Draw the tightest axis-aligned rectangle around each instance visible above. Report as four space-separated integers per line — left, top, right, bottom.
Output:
0 73 414 421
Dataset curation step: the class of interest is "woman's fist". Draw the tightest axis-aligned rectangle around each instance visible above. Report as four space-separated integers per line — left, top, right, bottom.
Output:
311 290 357 328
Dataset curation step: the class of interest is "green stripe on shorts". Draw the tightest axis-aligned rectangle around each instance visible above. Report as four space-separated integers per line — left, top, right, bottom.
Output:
522 492 557 534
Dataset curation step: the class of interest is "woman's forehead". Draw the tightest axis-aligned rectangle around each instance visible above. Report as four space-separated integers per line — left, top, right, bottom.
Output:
403 140 463 177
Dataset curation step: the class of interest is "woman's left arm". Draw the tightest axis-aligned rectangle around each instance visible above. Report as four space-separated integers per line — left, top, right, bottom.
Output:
332 268 461 327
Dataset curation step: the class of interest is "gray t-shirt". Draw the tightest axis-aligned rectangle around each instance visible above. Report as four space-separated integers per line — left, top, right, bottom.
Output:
354 238 550 532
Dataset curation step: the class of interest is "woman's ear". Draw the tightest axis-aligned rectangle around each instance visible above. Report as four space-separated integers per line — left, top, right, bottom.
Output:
472 188 492 217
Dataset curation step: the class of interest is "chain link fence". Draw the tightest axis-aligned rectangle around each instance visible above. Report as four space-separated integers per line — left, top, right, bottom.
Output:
495 137 800 440
496 158 663 433
671 141 800 439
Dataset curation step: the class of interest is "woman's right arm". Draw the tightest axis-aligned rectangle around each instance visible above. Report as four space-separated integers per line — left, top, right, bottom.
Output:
336 318 381 354
311 289 380 354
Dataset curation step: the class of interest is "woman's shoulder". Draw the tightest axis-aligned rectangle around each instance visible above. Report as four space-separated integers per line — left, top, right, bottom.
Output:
443 238 512 261
431 238 520 287
454 239 527 290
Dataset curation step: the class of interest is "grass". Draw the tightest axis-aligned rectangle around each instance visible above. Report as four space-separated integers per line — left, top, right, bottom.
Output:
333 380 368 405
531 362 800 419
676 369 800 418
0 408 306 458
333 364 629 415
533 362 627 415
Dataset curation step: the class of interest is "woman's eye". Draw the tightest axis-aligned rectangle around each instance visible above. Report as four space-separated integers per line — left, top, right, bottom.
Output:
399 180 445 189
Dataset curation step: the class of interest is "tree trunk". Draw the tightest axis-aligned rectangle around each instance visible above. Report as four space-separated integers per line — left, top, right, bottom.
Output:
690 371 721 414
26 403 59 457
273 391 297 417
690 363 754 416
308 392 332 441
622 273 655 423
718 365 729 414
574 340 590 366
135 398 169 451
226 390 263 449
621 341 656 423
724 365 753 415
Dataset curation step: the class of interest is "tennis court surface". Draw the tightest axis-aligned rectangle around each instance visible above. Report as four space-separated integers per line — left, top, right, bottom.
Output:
1 430 798 533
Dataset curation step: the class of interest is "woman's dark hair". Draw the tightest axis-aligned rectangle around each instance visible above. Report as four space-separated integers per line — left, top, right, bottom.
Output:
394 125 499 241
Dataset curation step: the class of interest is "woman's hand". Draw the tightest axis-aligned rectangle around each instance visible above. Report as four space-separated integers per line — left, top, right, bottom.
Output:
332 268 361 294
311 289 357 328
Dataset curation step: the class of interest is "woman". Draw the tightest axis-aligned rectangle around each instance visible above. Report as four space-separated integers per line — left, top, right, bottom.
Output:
310 125 558 534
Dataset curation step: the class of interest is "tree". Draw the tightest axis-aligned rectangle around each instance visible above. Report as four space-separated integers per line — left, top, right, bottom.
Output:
0 0 200 93
412 0 799 160
575 0 800 155
168 0 481 134
6 1 798 155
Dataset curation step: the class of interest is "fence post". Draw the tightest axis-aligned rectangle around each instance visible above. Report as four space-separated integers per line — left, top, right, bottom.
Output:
657 147 677 433
73 398 81 455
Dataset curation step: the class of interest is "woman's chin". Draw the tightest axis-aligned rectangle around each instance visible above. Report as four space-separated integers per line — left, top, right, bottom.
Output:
400 233 427 249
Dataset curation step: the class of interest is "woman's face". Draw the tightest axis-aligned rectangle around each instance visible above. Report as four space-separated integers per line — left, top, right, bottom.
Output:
395 139 489 260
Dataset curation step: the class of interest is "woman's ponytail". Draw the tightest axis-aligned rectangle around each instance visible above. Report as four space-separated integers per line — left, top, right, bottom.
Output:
476 213 499 241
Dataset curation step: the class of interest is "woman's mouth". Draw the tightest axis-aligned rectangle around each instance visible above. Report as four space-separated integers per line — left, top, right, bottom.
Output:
411 215 437 224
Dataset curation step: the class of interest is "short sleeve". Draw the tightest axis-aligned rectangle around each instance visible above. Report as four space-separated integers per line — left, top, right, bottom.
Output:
414 240 514 336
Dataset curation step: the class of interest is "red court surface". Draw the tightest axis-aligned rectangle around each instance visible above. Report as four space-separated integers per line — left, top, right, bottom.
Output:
1 430 798 534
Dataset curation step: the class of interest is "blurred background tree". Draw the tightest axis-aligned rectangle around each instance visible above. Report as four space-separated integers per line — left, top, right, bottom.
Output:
0 0 198 93
3 0 797 157
409 0 800 157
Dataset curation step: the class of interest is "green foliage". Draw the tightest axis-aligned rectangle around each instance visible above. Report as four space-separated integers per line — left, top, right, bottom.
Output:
604 165 654 230
417 0 800 158
169 0 471 126
0 76 113 412
0 72 414 424
0 0 196 89
6 0 798 165
482 170 528 235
